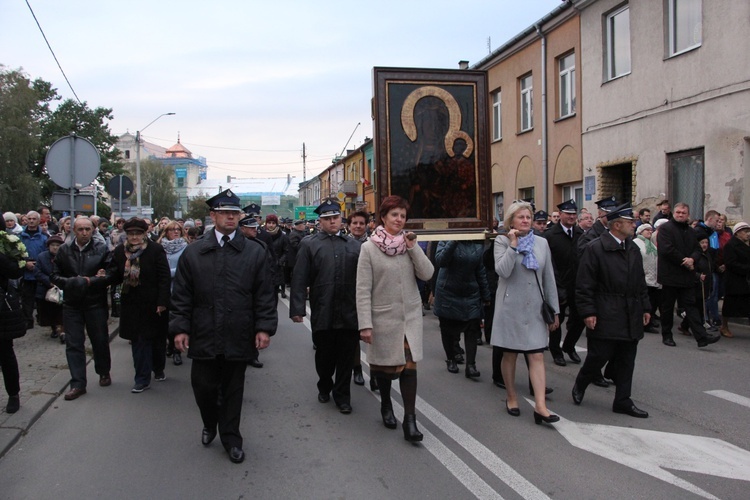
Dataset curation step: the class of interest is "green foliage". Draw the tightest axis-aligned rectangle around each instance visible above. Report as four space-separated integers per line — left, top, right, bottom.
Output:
96 200 111 220
0 65 123 214
133 158 178 220
187 193 210 221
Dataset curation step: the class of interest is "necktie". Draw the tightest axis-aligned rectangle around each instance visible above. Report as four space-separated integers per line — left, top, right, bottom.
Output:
567 228 572 238
222 235 230 246
621 241 626 250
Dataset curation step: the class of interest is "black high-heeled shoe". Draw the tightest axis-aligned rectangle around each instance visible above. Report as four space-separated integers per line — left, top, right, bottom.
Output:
402 414 423 442
506 403 520 417
369 377 379 392
381 404 397 429
533 411 560 425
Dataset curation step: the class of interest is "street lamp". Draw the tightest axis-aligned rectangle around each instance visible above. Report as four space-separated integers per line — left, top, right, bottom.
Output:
135 112 175 216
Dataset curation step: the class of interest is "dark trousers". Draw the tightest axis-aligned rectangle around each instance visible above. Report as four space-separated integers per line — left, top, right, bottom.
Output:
63 306 111 389
191 358 247 450
549 299 584 358
439 317 480 365
21 279 36 328
660 285 708 341
131 335 167 385
483 293 496 343
574 337 638 409
0 339 20 397
312 329 358 405
647 286 661 322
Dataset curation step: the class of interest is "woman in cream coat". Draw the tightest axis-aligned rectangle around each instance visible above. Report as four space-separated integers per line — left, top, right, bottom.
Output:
357 195 434 442
491 200 560 425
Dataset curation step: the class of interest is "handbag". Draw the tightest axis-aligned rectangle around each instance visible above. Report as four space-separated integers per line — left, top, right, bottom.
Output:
45 285 63 304
534 271 556 325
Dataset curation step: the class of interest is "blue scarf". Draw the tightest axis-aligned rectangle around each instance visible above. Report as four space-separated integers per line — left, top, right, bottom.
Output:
517 232 538 271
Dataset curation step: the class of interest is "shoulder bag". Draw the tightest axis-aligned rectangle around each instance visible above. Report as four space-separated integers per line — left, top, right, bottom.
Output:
534 271 556 325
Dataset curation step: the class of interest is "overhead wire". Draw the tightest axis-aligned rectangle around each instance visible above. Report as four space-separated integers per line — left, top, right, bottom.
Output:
24 0 83 105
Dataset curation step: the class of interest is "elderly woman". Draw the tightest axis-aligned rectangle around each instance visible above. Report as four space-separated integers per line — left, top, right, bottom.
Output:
357 195 434 441
719 222 750 338
633 224 660 333
34 235 66 342
109 218 171 392
491 200 560 425
4 212 23 235
158 220 189 365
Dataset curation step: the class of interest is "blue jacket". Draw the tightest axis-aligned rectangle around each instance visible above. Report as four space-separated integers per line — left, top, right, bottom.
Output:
20 227 48 281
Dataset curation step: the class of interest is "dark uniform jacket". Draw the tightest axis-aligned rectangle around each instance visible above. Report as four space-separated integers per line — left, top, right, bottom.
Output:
169 231 277 360
544 222 584 304
51 239 113 310
433 240 489 321
723 236 750 296
0 249 26 339
109 240 171 341
286 228 308 269
576 231 650 342
577 219 607 257
656 219 701 288
289 231 360 332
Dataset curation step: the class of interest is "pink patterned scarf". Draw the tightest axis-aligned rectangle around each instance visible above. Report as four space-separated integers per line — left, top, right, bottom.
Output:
369 225 407 256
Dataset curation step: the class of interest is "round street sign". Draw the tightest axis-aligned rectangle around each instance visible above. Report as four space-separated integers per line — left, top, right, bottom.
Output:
45 135 101 188
107 175 134 199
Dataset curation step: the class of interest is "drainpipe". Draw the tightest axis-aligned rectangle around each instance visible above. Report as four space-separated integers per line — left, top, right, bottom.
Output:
535 23 549 210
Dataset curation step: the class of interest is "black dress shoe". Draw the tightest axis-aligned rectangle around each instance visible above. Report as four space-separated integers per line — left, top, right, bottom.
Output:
697 334 720 348
353 370 365 386
201 427 217 446
465 364 480 379
248 358 263 368
506 403 520 417
493 380 506 390
454 353 465 364
369 378 379 392
317 393 330 403
228 447 245 463
613 404 649 418
571 385 585 405
592 376 609 388
644 325 659 334
534 411 560 425
337 402 352 414
446 359 459 374
173 352 183 365
662 337 676 347
565 350 581 364
553 356 567 367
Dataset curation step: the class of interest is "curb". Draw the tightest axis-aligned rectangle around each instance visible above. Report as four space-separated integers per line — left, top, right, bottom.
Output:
0 324 120 460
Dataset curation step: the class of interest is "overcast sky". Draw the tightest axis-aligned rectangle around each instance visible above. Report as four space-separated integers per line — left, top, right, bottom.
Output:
2 0 562 181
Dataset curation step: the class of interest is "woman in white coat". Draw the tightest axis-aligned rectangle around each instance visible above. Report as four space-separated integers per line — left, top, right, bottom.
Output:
491 201 560 425
357 195 434 442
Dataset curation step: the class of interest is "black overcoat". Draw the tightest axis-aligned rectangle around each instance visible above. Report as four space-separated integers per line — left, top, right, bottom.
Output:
544 222 583 304
289 231 360 332
723 236 750 296
110 240 171 341
656 220 701 287
169 231 278 360
576 232 650 341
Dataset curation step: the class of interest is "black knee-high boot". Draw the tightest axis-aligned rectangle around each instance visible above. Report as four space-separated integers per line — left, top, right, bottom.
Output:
399 369 423 442
376 376 397 429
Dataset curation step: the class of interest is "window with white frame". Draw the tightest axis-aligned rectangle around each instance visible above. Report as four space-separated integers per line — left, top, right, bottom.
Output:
605 4 631 80
492 90 502 141
668 0 702 56
559 52 576 118
520 74 533 132
562 184 583 210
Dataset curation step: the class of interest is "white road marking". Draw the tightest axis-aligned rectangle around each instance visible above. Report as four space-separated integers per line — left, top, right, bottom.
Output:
704 390 750 409
548 403 750 500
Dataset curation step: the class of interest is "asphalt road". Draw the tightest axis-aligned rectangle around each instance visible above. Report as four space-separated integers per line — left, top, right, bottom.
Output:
1 300 749 499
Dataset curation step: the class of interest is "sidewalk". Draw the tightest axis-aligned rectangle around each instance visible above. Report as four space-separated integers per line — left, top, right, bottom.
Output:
0 316 120 458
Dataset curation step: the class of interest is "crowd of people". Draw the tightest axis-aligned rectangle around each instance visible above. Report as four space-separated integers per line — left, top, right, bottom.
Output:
1 193 749 463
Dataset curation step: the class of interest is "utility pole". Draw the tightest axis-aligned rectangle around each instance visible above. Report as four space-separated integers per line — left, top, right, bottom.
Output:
302 142 306 181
